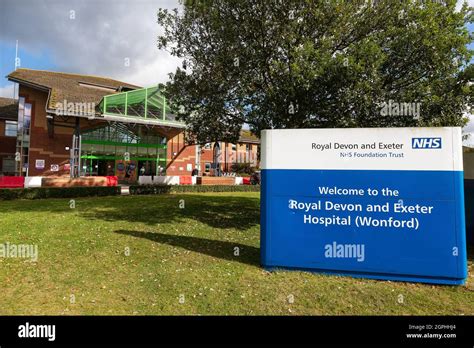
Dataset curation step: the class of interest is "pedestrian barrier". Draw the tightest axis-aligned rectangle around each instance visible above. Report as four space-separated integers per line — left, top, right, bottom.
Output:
179 176 193 185
0 176 25 188
24 176 42 188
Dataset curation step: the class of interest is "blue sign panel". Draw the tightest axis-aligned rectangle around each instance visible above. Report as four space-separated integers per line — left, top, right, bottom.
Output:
261 128 467 285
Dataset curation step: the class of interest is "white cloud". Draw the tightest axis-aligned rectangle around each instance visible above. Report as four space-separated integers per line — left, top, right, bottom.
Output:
0 0 471 89
117 51 183 87
463 112 474 146
464 114 474 131
0 83 18 99
457 0 474 10
0 0 182 86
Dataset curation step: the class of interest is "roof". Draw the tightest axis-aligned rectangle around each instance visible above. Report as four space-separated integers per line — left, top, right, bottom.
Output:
7 68 141 111
238 129 259 144
0 97 18 121
99 85 184 128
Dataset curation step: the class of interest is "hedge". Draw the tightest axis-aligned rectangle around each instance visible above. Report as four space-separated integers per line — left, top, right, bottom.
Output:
0 185 260 200
230 162 257 175
129 184 261 195
0 186 121 200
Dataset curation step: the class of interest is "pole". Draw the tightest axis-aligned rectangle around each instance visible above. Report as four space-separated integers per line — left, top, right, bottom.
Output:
13 40 18 99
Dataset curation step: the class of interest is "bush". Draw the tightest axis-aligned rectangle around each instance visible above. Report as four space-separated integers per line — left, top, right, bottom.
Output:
0 186 121 200
129 184 260 195
230 162 256 175
129 185 172 195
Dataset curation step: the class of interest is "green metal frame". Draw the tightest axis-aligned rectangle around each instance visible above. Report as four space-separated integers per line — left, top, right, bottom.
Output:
80 155 167 162
81 155 166 177
82 139 167 149
98 86 184 127
80 122 168 175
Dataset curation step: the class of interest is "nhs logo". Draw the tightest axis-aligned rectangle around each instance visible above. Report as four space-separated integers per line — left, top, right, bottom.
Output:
412 137 442 149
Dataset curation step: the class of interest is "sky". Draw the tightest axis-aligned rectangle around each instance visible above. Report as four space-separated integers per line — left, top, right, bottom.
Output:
0 0 182 98
0 0 473 140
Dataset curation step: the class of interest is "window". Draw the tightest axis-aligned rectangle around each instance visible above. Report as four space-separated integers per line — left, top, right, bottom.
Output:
24 104 31 133
16 97 32 176
204 143 211 150
2 158 15 174
78 82 116 92
17 97 32 136
231 144 237 151
5 121 17 137
246 144 251 151
205 163 211 172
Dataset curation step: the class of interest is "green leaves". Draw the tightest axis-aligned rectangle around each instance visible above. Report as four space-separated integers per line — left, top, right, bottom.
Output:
158 0 473 142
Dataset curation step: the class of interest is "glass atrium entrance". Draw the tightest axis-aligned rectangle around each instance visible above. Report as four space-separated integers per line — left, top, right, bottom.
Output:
80 123 167 182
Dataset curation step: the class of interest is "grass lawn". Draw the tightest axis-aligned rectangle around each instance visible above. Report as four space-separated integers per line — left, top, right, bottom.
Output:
0 192 472 315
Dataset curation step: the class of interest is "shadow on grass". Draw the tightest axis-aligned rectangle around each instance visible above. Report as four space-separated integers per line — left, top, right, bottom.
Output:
89 194 261 230
115 229 260 267
0 193 260 231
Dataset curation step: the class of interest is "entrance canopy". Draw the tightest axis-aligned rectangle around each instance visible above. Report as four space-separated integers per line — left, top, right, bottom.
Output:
80 123 167 177
97 86 185 128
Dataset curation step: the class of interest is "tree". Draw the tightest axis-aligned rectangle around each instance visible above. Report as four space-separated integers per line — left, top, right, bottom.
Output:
157 0 473 143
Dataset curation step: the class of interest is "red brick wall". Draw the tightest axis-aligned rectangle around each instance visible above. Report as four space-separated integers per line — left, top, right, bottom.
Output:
18 84 259 178
199 145 214 174
166 131 196 176
19 84 198 178
42 176 111 187
20 86 71 177
197 176 235 185
195 142 259 174
0 119 17 174
19 85 108 177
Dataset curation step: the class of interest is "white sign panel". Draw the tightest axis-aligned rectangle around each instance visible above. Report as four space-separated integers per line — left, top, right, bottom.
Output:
35 160 45 170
